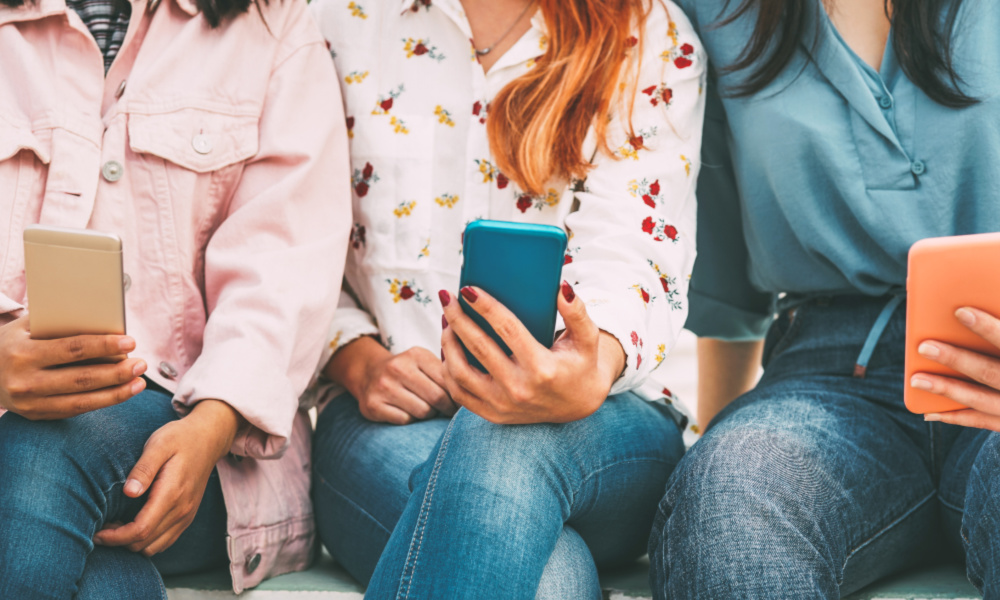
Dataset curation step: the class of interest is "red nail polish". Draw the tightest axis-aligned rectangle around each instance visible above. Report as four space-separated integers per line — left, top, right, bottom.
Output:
438 290 451 307
561 281 575 303
442 314 448 330
460 286 478 303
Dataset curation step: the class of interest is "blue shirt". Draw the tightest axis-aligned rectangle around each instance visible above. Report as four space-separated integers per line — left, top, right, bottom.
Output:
677 0 1000 340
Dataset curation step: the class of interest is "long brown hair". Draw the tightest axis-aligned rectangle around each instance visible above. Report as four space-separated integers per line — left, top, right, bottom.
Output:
718 0 975 107
488 0 654 196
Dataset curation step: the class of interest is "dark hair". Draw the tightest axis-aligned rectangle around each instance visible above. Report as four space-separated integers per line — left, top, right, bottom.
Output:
718 0 976 108
0 0 259 28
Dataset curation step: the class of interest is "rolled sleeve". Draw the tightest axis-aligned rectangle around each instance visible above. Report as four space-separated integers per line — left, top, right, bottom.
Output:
174 23 352 459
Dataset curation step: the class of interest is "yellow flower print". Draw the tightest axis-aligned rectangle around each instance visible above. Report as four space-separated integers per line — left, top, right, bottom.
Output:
347 1 367 19
655 344 666 364
393 201 417 218
681 154 692 176
390 116 409 134
418 239 430 259
690 424 702 435
668 20 679 47
435 193 459 208
475 159 498 183
434 105 455 127
387 278 432 304
402 38 445 61
614 127 657 160
329 330 343 351
344 70 369 84
539 35 548 51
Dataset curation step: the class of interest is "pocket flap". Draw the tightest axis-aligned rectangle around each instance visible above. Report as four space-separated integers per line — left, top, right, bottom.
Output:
128 109 259 173
0 123 51 165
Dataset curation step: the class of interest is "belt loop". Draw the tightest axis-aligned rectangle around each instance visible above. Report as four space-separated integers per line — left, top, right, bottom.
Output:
853 294 905 378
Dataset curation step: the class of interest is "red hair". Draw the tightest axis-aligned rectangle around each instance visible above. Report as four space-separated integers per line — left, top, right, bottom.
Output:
488 0 653 196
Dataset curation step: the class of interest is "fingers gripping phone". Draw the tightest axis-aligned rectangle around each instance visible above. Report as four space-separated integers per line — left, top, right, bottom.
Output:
905 232 1000 414
458 220 568 372
23 225 127 340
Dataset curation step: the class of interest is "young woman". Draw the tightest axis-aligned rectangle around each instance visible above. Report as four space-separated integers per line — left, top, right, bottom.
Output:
650 0 1000 598
0 0 350 595
308 0 703 597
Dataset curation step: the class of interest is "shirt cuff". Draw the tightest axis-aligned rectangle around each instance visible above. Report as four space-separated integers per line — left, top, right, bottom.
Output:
686 290 773 341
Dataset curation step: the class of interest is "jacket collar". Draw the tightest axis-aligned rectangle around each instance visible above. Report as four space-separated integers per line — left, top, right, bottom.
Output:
0 0 198 26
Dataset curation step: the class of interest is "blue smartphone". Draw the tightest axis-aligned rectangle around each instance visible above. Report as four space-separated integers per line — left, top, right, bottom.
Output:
458 220 568 372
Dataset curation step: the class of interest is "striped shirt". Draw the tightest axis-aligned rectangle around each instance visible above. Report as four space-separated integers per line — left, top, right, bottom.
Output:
66 0 131 73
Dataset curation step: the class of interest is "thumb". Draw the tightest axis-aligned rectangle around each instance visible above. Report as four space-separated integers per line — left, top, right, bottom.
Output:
124 437 172 498
557 281 598 344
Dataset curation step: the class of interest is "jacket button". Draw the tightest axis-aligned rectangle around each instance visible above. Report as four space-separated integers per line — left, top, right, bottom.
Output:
101 161 123 182
878 95 892 109
146 0 160 12
122 273 131 292
192 134 213 155
115 80 127 99
157 361 177 380
246 553 261 574
910 160 926 176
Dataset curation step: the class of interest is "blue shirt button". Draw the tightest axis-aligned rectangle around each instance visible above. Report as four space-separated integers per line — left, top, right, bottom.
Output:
911 160 926 176
879 95 893 109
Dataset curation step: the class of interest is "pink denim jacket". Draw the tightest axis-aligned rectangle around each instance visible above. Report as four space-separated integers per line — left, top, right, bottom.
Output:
0 0 350 591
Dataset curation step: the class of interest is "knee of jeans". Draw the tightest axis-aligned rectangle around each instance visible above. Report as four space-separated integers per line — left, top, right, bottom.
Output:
962 433 1000 586
535 527 601 600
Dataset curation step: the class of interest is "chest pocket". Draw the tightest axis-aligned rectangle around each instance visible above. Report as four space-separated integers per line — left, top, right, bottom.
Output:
349 112 435 271
0 123 51 299
128 108 259 173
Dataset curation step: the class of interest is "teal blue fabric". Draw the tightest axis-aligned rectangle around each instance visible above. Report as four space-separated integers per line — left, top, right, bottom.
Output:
679 0 1000 340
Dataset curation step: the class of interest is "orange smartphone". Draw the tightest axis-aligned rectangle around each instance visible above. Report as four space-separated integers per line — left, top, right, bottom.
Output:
904 232 1000 414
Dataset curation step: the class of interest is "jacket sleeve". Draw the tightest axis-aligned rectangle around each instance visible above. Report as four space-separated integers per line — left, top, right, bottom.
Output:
561 5 705 395
173 6 352 459
685 75 774 340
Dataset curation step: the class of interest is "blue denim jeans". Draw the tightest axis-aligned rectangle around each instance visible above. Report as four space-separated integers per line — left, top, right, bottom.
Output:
650 296 1000 599
0 385 229 599
313 392 684 600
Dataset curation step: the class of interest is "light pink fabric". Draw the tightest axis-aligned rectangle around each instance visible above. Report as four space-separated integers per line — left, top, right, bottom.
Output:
0 0 350 591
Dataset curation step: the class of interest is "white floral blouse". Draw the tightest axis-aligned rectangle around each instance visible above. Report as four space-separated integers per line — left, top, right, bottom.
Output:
310 0 706 417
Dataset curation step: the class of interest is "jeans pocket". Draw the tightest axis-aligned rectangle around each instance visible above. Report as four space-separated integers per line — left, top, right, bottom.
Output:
761 305 805 370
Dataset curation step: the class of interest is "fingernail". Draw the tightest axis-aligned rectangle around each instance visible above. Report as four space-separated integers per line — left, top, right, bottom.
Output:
133 360 147 377
910 375 933 391
124 479 143 496
460 286 478 303
441 314 448 330
561 280 575 303
438 290 451 307
131 379 146 395
119 337 135 352
956 308 977 327
924 413 942 422
918 342 940 359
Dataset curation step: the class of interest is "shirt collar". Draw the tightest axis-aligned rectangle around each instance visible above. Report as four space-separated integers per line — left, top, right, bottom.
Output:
0 0 197 26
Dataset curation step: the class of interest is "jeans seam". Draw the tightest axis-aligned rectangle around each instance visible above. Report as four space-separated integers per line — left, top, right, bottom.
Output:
838 490 936 584
569 458 672 509
939 495 965 516
314 473 393 536
398 416 458 600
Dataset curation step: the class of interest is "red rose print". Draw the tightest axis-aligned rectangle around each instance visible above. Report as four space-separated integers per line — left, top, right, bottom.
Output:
649 180 661 196
362 162 374 180
674 56 692 69
399 285 415 300
642 194 656 208
637 354 643 368
380 97 394 112
660 276 670 293
681 43 694 55
662 386 673 398
414 43 429 56
626 36 639 48
355 181 369 197
516 195 533 213
641 288 650 303
563 254 573 265
642 216 655 234
346 116 355 130
664 225 678 240
630 135 645 149
472 101 482 116
631 331 639 346
325 40 331 50
642 85 657 96
497 173 509 189
661 88 673 104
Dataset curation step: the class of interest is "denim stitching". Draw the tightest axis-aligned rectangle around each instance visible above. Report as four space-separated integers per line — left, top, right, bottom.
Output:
398 417 458 600
315 474 392 536
939 495 965 516
839 490 936 583
569 458 671 509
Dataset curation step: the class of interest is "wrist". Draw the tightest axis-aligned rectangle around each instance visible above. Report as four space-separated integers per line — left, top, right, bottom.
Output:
597 330 626 390
189 399 242 460
326 336 390 400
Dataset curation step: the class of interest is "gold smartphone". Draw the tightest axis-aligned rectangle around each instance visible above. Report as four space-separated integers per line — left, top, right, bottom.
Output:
23 225 126 340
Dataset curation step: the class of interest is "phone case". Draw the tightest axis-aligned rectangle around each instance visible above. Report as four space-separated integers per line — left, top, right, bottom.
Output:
24 225 126 340
905 232 1000 414
458 220 568 372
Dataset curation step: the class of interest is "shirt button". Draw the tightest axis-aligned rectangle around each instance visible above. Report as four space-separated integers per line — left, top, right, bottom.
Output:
245 553 261 574
158 361 178 380
115 80 127 99
878 95 893 109
191 134 213 155
911 160 926 176
147 0 160 12
101 160 124 182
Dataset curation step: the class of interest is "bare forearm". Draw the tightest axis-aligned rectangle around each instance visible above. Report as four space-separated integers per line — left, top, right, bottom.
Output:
323 335 389 399
697 337 763 428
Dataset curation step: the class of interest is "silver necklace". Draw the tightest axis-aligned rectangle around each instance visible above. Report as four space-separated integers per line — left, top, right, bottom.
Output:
474 1 537 56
